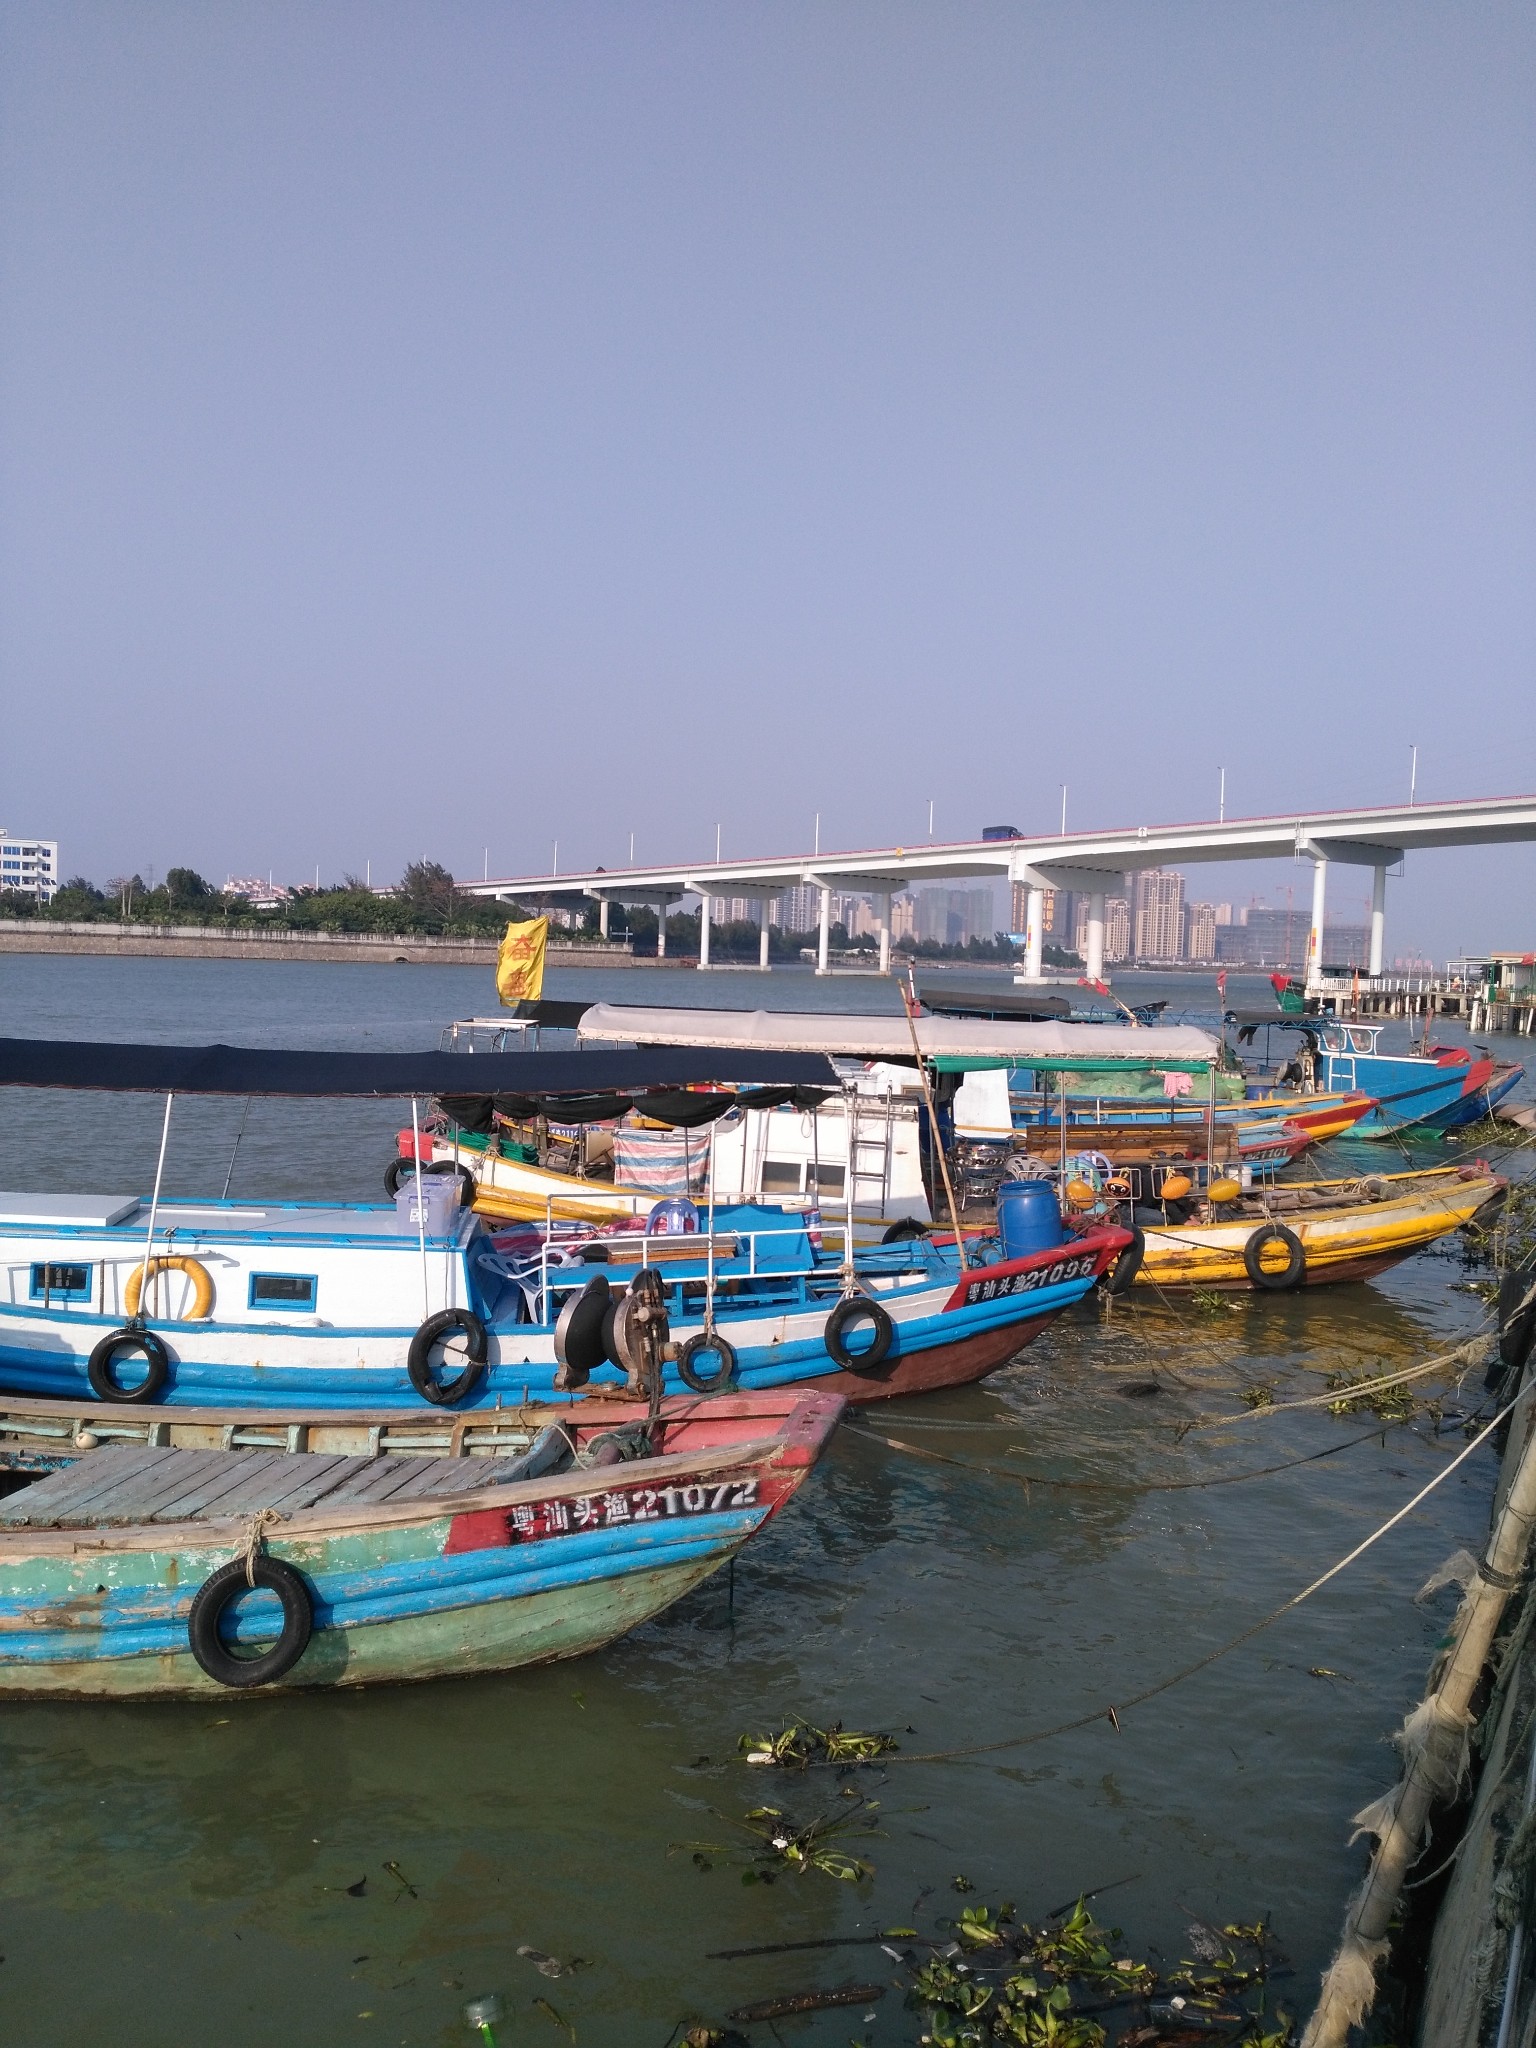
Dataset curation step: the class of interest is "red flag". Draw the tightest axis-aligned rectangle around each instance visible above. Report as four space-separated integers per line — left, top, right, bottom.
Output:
1216 970 1228 1004
1077 975 1111 997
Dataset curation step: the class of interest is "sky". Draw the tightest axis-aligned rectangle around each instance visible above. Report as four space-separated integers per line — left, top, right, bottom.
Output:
1 2 1532 956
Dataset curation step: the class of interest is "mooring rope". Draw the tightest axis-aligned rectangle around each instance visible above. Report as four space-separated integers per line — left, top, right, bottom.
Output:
858 1384 1533 1769
242 1506 285 1586
860 1421 1396 1494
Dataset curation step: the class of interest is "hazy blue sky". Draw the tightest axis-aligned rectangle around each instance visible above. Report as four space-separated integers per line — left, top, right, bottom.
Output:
2 3 1532 954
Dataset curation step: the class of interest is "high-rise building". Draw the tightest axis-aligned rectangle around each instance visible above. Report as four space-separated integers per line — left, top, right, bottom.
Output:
916 888 994 945
890 894 917 940
774 884 823 932
1076 897 1133 963
1008 881 1073 941
1185 902 1219 962
0 831 59 901
1132 869 1186 961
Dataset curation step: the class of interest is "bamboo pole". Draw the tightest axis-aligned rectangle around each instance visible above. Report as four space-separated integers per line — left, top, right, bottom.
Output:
900 973 969 1271
1302 1369 1536 2047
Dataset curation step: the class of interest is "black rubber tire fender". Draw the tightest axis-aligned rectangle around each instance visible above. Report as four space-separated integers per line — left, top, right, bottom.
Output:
1243 1222 1307 1292
86 1327 170 1404
675 1330 739 1393
407 1307 488 1406
824 1294 895 1374
385 1157 476 1206
187 1555 314 1689
882 1218 932 1245
1105 1227 1145 1297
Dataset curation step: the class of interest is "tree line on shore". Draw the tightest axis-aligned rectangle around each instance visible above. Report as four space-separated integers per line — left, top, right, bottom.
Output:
0 862 1081 966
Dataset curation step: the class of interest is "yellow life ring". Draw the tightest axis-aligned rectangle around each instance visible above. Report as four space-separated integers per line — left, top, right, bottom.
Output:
124 1255 215 1321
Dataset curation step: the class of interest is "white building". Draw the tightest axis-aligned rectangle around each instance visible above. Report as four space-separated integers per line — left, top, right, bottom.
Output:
0 831 59 901
225 875 292 909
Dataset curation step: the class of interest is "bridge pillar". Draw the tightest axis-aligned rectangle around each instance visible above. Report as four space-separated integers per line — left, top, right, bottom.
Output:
758 899 770 970
698 892 712 969
598 897 609 939
1370 865 1386 978
1022 885 1045 980
656 895 672 958
1306 859 1328 991
1084 891 1106 981
816 886 831 974
876 892 891 974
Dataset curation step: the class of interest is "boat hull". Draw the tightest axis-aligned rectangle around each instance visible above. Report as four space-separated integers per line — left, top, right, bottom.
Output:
1133 1169 1502 1291
0 1393 842 1699
0 1229 1129 1412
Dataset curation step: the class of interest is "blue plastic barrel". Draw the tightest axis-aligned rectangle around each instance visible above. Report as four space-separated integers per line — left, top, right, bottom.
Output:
996 1179 1063 1261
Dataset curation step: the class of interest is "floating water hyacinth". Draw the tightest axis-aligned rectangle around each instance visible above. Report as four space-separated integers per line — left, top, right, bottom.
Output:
738 1720 900 1767
672 1793 882 1884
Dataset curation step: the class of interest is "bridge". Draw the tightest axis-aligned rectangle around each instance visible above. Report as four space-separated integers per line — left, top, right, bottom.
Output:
457 792 1536 988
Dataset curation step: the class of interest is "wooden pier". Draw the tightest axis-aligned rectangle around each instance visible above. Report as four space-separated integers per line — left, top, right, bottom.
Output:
1314 974 1536 1036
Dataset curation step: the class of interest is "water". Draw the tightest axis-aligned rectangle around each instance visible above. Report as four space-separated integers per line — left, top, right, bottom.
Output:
0 954 1527 2046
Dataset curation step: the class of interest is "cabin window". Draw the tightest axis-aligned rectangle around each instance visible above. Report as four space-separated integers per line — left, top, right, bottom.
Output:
248 1273 318 1312
760 1161 804 1193
807 1164 845 1195
30 1262 91 1302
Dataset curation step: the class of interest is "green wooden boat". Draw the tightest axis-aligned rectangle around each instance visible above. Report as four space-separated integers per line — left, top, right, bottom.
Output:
0 1387 842 1698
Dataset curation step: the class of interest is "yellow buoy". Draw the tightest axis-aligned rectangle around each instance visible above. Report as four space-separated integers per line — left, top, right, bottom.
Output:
1207 1178 1242 1204
1065 1179 1098 1208
1160 1173 1193 1202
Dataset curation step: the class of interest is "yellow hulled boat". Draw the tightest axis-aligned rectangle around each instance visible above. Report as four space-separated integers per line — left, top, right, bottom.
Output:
1128 1162 1503 1291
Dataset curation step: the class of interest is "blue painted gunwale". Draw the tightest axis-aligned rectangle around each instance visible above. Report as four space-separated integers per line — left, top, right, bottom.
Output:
0 1194 1122 1409
0 1504 767 1667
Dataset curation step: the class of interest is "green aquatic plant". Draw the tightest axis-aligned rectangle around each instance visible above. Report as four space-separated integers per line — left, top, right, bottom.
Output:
738 1719 899 1767
672 1793 882 1884
1324 1369 1418 1421
894 1896 1288 2046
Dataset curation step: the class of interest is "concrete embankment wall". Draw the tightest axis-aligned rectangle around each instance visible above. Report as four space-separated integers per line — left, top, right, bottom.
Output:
0 922 639 969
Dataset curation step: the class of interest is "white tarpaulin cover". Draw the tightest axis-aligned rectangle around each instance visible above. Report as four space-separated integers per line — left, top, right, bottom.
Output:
575 1004 1220 1066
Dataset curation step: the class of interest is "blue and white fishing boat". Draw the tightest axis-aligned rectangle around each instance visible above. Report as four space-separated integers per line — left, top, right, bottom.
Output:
1229 1016 1510 1137
0 1037 1130 1414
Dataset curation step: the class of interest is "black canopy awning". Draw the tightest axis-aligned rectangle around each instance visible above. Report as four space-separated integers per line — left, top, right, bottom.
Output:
0 1039 841 1099
439 1082 832 1133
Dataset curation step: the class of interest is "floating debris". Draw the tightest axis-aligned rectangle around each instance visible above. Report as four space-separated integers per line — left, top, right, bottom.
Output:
345 1876 368 1897
532 1994 575 2039
1243 1384 1276 1410
727 1981 885 2022
739 1720 899 1768
462 1993 504 2046
384 1859 418 1900
517 1945 585 1979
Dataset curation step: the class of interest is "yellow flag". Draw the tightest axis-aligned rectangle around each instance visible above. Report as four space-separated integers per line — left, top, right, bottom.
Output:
496 916 548 1007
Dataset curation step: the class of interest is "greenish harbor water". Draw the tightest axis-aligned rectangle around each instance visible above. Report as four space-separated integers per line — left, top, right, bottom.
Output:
0 955 1525 2046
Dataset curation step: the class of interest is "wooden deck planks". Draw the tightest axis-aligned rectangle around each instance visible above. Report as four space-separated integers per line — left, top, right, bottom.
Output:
0 1441 578 1530
91 1450 268 1525
0 1443 180 1524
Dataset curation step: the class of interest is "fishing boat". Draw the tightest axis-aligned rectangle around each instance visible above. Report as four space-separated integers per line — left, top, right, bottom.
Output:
0 1038 1130 1412
0 1385 843 1698
401 1005 1238 1243
1104 1162 1505 1291
1229 1016 1504 1137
